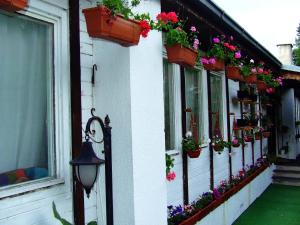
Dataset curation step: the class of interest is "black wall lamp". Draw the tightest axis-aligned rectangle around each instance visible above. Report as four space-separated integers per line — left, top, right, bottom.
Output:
70 108 114 225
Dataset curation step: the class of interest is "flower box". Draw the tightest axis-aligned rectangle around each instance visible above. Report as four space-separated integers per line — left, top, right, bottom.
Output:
82 6 142 47
256 80 267 92
262 131 271 138
244 73 257 84
226 66 243 81
186 148 201 158
202 58 225 71
0 0 27 11
165 44 198 67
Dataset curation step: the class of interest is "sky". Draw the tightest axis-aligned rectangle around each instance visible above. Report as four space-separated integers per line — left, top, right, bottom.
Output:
212 0 300 58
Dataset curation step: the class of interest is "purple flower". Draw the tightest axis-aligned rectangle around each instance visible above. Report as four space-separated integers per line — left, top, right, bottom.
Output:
201 57 209 64
190 26 196 32
234 51 241 59
213 188 221 200
213 37 220 43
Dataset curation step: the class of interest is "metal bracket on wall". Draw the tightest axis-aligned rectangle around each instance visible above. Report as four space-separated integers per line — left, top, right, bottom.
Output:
92 64 97 86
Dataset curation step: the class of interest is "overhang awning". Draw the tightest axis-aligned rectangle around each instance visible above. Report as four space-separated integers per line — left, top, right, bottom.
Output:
281 64 300 81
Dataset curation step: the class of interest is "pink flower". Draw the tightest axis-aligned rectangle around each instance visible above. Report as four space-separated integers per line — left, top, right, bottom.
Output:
176 27 182 31
258 68 264 73
229 45 236 51
201 57 209 64
193 39 199 50
232 139 239 145
266 87 275 94
251 68 257 73
213 37 220 43
209 58 216 64
190 26 196 32
230 36 234 40
167 12 178 23
234 51 241 59
166 171 176 181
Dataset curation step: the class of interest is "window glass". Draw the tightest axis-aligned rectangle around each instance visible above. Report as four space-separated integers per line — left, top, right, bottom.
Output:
163 60 175 150
210 73 223 137
0 13 54 188
185 68 203 142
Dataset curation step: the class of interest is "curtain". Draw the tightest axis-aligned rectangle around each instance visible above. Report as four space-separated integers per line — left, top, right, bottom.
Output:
185 68 203 141
210 74 223 137
163 60 176 150
0 13 53 174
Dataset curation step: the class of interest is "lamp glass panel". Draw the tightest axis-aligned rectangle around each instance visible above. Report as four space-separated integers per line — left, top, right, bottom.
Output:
76 165 97 188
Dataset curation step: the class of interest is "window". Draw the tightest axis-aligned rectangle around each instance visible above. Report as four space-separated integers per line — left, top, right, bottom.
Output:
163 60 182 151
209 73 224 137
163 59 204 151
0 13 54 188
185 68 204 143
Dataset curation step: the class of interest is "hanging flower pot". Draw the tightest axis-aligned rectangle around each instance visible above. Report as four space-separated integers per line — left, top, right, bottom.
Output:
244 136 253 142
82 6 142 47
165 44 197 68
255 132 261 140
213 144 224 153
231 139 240 148
256 80 268 92
186 148 201 158
262 131 271 138
226 66 243 81
244 73 257 84
0 0 27 11
202 57 225 71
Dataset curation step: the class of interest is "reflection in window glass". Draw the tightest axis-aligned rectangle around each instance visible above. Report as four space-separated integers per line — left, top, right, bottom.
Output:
0 13 54 188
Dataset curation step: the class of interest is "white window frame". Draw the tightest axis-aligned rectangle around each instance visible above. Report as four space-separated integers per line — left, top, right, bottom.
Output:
0 1 70 199
163 54 209 156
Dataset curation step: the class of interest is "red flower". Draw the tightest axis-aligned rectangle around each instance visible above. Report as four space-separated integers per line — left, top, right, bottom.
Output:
224 42 230 48
167 12 178 23
229 45 236 51
139 20 151 38
156 12 168 23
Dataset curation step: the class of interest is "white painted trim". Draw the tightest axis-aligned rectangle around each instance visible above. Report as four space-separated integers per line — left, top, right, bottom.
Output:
0 1 71 199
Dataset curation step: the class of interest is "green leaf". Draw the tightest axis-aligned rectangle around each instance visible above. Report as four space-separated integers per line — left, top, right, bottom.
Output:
52 202 72 225
87 221 98 225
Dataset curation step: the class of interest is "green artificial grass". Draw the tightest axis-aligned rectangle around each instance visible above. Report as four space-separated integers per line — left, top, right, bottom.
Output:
233 184 300 225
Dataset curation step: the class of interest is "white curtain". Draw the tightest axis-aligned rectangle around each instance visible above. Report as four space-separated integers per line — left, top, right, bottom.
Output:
185 68 203 140
0 13 53 174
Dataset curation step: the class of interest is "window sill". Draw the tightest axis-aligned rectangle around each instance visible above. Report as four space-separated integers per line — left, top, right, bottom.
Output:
0 177 64 200
166 150 180 156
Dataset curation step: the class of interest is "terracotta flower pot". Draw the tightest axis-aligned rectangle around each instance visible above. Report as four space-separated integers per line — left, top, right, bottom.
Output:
244 136 253 142
244 73 257 84
255 132 261 140
262 131 271 138
82 6 142 47
213 144 224 153
0 0 27 11
203 58 225 71
256 80 268 92
165 44 197 68
226 66 243 81
186 148 201 158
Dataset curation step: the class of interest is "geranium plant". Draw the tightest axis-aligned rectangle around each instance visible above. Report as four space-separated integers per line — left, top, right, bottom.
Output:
212 135 231 153
166 154 176 181
154 12 200 51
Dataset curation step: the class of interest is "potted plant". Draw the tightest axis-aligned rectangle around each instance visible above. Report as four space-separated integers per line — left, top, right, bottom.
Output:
240 59 257 84
182 136 201 158
244 133 254 142
0 0 27 11
212 135 230 154
154 12 199 67
256 66 273 92
254 127 263 140
231 137 243 148
201 35 226 71
82 0 151 46
166 154 176 181
262 130 271 138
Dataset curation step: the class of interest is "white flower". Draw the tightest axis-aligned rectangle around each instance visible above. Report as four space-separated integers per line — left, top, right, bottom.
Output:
185 131 192 137
250 59 254 63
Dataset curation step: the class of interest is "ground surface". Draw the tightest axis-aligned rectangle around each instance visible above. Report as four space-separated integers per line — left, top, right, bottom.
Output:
233 184 300 225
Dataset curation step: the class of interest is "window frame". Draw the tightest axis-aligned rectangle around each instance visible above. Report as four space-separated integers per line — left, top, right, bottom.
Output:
163 53 209 154
0 2 71 199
